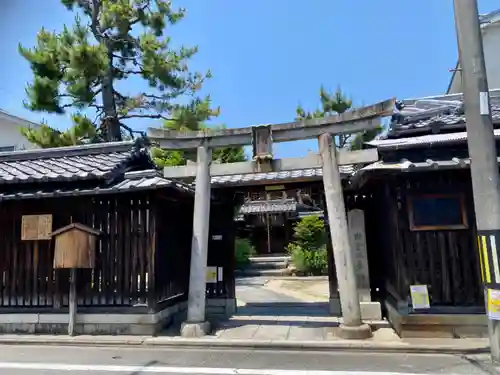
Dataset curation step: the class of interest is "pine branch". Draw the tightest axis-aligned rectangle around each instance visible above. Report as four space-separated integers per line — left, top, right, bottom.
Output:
118 68 144 74
118 113 172 120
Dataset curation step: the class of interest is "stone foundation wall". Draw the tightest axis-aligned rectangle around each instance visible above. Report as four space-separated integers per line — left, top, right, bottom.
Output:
206 298 236 321
329 297 382 321
385 300 488 338
0 302 187 335
0 298 237 335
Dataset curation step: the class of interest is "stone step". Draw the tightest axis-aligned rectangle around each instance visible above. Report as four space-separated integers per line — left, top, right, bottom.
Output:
235 268 291 277
246 261 288 270
249 256 291 264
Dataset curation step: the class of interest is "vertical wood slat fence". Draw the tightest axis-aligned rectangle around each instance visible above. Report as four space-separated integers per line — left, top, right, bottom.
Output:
0 192 192 311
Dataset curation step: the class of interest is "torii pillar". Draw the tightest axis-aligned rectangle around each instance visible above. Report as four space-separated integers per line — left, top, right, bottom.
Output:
180 144 212 337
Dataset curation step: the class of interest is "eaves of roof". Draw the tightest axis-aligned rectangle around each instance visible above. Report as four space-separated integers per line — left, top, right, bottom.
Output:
0 140 148 184
367 128 500 150
210 165 355 187
0 169 194 201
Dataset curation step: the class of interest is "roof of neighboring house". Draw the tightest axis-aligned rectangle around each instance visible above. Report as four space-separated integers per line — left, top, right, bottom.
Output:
0 169 193 201
0 140 148 184
350 155 488 189
367 128 500 150
358 157 478 173
211 165 355 187
446 9 500 94
0 109 42 130
386 89 500 138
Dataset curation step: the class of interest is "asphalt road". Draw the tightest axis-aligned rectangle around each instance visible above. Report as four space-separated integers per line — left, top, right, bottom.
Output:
0 344 495 374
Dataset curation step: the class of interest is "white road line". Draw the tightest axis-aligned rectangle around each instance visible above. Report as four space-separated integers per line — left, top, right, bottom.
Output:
0 363 467 375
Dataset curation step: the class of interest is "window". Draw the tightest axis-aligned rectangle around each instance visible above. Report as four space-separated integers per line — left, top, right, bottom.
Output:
0 146 15 152
407 194 468 231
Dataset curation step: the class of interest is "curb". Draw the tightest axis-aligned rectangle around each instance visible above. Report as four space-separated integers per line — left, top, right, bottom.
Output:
0 337 490 355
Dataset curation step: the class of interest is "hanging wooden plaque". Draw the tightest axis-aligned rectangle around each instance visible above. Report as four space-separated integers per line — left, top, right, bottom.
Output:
21 214 53 241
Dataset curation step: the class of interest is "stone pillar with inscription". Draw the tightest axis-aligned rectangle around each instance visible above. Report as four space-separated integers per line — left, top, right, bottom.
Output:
329 209 382 321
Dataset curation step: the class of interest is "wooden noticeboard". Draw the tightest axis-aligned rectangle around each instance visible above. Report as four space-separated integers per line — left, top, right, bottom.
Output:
21 214 53 241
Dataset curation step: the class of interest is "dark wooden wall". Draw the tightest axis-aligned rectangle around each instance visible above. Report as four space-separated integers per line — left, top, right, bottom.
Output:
363 170 484 312
0 190 193 313
206 194 237 300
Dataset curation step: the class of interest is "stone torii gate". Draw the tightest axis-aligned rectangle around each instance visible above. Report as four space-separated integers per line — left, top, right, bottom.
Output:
147 98 395 339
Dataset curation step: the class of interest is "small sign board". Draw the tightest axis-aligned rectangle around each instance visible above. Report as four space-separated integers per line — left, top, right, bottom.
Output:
488 289 500 320
206 267 217 283
265 185 285 191
21 214 53 241
410 284 430 309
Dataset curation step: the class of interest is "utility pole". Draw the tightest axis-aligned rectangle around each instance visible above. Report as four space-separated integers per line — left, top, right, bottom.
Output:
453 0 500 362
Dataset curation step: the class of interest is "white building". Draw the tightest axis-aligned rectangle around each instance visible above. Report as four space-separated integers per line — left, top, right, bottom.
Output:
0 110 41 151
447 9 500 94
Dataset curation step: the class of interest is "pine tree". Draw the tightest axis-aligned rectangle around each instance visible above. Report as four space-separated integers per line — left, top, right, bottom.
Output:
19 0 214 145
296 86 383 150
151 102 247 167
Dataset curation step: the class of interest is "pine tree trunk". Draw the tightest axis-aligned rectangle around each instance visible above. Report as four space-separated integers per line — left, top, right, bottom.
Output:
101 45 121 142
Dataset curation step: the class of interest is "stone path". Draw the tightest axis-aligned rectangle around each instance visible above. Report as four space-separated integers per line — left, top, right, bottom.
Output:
213 276 393 342
213 314 397 342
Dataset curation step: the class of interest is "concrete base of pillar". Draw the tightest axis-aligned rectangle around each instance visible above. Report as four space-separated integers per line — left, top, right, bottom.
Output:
329 298 382 321
180 321 211 338
338 323 372 340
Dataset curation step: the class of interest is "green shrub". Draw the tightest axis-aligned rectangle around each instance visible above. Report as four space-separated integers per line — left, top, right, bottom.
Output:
292 215 327 250
287 243 328 275
235 237 255 269
287 216 328 275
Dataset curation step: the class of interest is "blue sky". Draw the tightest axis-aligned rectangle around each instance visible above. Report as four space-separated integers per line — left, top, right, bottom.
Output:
1 0 498 157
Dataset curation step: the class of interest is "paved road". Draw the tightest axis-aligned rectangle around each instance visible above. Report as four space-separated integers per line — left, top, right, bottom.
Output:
236 277 301 304
235 276 330 317
0 344 495 374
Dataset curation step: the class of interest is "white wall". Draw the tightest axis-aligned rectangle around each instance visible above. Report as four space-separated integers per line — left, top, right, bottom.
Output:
448 21 500 93
0 111 40 151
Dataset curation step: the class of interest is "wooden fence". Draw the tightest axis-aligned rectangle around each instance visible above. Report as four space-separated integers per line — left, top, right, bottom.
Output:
0 191 193 312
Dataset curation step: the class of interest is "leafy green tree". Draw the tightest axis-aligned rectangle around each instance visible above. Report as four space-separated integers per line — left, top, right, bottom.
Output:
296 86 383 150
19 0 212 145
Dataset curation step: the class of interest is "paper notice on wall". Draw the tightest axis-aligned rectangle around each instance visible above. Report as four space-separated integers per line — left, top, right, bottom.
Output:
488 289 500 320
410 285 430 309
206 267 217 284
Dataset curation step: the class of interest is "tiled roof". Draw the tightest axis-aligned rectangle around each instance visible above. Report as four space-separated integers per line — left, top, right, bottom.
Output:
211 165 355 186
0 169 193 201
0 141 147 184
350 156 483 189
358 157 489 173
387 90 500 138
367 128 500 150
239 199 297 214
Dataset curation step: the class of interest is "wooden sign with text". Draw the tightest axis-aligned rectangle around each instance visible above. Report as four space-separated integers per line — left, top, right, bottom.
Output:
21 214 53 241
